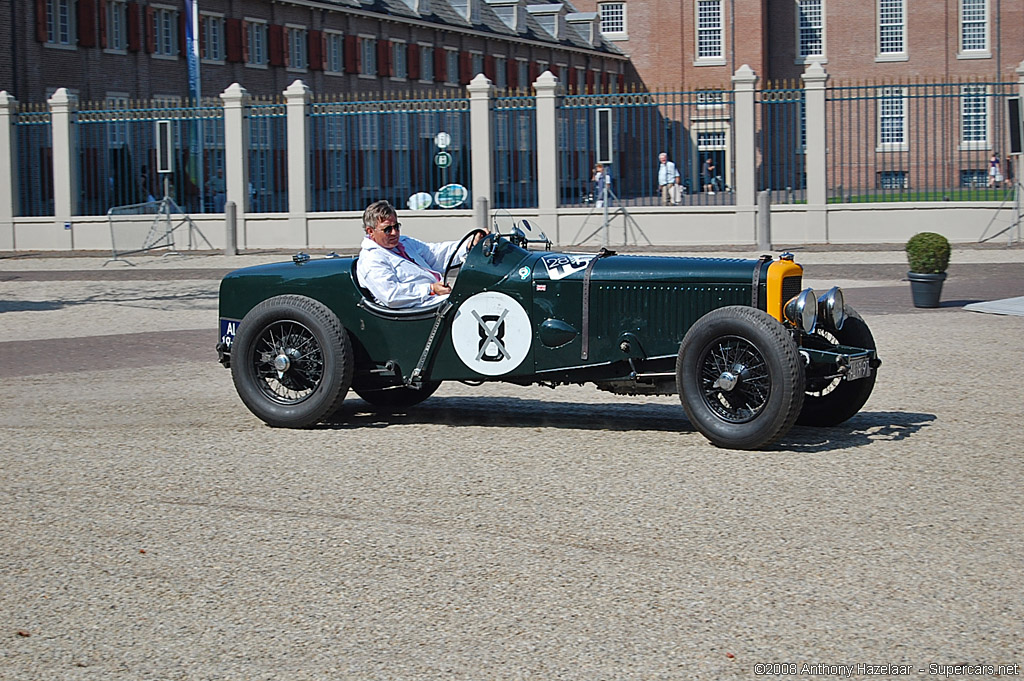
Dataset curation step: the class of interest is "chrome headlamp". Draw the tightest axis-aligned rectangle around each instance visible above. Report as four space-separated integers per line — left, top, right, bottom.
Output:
816 286 846 331
783 288 818 334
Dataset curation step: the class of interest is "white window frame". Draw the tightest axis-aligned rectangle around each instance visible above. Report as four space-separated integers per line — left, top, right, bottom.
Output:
200 13 225 63
695 0 725 65
105 0 128 53
152 5 179 59
106 94 130 148
419 43 434 83
876 0 906 61
959 84 989 150
325 31 344 75
360 36 378 77
246 19 268 68
287 25 307 72
46 0 76 48
391 40 408 80
877 86 908 152
959 0 990 57
796 0 825 63
598 2 627 40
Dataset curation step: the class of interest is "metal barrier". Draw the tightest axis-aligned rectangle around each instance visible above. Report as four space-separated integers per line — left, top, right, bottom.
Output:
249 99 288 213
309 92 472 212
493 93 537 209
826 79 1017 202
15 104 52 217
559 88 735 207
758 82 806 202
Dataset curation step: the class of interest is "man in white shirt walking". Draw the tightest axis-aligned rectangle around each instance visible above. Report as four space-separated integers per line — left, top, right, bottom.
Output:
657 152 680 206
356 200 485 309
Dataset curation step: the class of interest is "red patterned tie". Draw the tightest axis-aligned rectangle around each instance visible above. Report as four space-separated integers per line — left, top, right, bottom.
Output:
393 242 440 282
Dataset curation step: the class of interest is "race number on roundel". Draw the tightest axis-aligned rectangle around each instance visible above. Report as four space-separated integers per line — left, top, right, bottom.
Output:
451 292 532 376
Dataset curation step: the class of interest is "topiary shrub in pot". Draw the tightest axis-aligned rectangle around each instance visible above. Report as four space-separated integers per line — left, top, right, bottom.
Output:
905 232 951 308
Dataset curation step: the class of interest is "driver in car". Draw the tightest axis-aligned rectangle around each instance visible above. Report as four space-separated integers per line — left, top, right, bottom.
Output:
356 200 485 309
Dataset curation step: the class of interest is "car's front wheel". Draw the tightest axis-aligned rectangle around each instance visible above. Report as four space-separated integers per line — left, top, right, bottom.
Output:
676 306 805 450
231 295 353 428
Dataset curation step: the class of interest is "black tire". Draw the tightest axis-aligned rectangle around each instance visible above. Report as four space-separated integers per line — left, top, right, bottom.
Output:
231 295 353 428
353 381 441 409
677 306 805 450
796 306 877 427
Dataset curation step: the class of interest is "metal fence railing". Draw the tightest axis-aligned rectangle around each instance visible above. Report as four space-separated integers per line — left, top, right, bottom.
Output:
758 82 806 202
15 104 53 217
493 93 537 209
249 99 288 213
826 79 1017 202
75 100 224 216
309 93 472 213
559 88 735 208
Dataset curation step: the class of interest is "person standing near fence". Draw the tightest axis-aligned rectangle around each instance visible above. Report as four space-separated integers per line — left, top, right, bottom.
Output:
657 152 680 206
207 168 227 212
988 152 1003 188
702 157 717 194
593 163 611 207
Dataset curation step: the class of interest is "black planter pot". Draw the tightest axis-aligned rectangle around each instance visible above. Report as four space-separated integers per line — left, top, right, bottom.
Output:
908 271 947 308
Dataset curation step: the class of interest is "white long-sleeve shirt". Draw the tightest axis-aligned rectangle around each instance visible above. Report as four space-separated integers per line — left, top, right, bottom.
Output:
356 235 469 308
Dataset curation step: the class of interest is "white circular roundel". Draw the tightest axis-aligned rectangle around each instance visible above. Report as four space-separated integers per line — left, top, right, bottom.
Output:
451 292 532 376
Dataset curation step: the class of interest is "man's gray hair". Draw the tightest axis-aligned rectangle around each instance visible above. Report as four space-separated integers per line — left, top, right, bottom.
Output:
362 200 396 230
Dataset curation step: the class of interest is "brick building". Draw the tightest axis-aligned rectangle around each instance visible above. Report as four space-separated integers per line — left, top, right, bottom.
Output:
3 0 628 104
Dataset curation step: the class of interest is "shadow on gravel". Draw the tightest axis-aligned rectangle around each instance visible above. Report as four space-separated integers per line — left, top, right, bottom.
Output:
325 398 937 452
0 300 65 312
775 411 936 452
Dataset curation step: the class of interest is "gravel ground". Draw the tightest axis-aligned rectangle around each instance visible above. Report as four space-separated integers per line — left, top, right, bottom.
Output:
1 253 1023 680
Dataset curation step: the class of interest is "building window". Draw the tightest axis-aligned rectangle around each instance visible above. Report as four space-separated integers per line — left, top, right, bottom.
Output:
106 0 127 51
697 90 725 107
392 41 407 79
960 84 989 148
46 0 75 46
877 0 905 56
496 57 508 89
152 7 179 57
450 0 473 21
325 32 344 74
471 52 484 77
106 95 130 147
797 0 824 60
201 15 225 62
247 21 268 66
877 170 908 189
288 27 307 70
878 86 907 150
518 60 530 88
960 169 988 187
361 37 377 76
960 0 988 53
696 0 723 60
420 45 434 81
598 3 626 35
446 49 459 84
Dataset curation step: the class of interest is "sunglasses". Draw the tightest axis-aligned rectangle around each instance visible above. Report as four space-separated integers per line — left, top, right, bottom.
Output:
377 222 401 234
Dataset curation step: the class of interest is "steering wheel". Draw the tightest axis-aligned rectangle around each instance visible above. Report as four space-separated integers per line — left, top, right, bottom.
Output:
443 229 488 288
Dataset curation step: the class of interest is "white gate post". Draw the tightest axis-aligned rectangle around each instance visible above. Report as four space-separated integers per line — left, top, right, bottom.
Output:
49 88 78 247
468 73 494 212
285 79 311 246
802 62 829 242
732 65 758 241
533 71 562 240
0 91 17 250
220 83 251 215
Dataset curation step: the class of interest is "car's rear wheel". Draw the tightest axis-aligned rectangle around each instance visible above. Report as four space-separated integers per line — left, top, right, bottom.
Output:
353 381 441 409
796 306 877 427
676 306 805 450
231 295 353 428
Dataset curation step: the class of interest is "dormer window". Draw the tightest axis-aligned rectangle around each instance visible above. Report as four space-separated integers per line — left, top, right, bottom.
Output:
486 0 520 31
401 0 429 13
526 4 563 39
450 0 475 22
566 12 598 47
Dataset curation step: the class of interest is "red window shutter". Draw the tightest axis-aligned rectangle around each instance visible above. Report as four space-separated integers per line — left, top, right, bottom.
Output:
408 43 420 80
459 51 471 85
528 61 539 85
35 0 47 42
225 18 242 62
585 69 594 93
98 0 107 48
548 63 558 78
506 58 517 89
177 11 186 56
77 0 96 47
377 39 391 77
308 30 323 70
601 71 610 90
433 46 445 80
617 73 624 91
144 6 155 53
484 55 495 81
241 21 249 63
127 1 140 51
268 24 284 66
344 35 358 74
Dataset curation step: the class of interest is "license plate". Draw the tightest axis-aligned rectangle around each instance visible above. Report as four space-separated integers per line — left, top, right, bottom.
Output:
219 318 240 349
846 356 871 381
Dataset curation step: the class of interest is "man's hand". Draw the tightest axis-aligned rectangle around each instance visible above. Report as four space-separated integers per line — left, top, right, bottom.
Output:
470 230 487 247
431 282 452 296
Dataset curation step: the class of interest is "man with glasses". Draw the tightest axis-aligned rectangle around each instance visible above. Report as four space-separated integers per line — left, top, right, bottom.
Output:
356 200 485 308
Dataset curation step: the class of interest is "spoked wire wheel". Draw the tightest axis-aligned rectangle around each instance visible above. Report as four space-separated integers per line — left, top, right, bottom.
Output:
251 320 325 405
697 334 770 424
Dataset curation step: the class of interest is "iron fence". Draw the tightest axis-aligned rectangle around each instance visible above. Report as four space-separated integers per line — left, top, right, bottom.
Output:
75 99 224 216
758 82 806 202
826 79 1017 202
309 93 471 213
15 104 53 217
493 94 537 209
249 99 288 213
559 89 735 208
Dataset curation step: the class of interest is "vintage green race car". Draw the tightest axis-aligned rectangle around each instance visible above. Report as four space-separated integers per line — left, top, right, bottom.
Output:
216 218 880 450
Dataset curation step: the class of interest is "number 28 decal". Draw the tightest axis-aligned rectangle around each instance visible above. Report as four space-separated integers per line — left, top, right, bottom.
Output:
451 292 532 376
